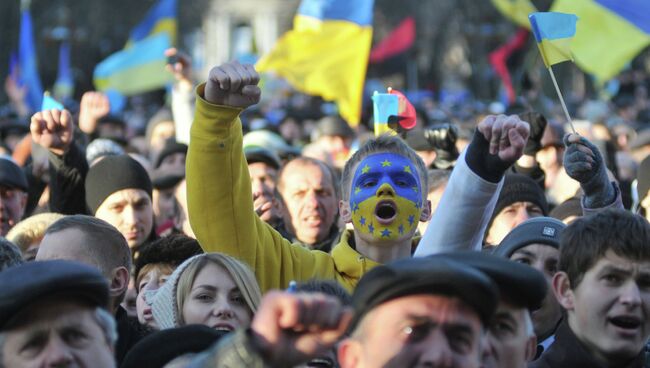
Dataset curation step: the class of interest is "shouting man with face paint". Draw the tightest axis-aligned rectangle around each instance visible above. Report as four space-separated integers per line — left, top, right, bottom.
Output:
186 61 529 293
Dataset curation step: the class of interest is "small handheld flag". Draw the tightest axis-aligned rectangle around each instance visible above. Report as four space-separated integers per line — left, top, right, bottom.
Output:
529 12 578 133
41 92 64 111
372 88 416 137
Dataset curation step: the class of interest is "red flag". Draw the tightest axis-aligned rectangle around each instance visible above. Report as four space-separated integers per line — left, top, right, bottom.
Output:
389 88 416 130
370 17 416 63
489 28 529 103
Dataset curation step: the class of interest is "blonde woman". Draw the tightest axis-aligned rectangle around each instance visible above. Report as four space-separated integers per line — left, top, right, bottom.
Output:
152 252 261 332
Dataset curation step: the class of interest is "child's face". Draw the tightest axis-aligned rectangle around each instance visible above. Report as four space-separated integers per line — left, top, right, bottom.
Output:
348 153 424 242
567 250 650 362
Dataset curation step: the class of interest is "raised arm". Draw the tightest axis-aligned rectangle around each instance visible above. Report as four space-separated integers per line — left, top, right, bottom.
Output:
31 109 90 215
186 62 333 292
416 114 529 255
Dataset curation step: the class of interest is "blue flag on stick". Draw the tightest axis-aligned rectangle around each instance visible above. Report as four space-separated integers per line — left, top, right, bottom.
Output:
18 9 43 112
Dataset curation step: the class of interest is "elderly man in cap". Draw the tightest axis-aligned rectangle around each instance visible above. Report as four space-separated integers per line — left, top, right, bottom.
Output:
0 260 116 368
493 217 566 357
31 109 155 251
441 251 547 368
0 156 28 236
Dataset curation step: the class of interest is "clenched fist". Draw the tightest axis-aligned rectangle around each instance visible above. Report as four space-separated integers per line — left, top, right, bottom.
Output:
204 61 261 109
477 114 530 164
31 109 74 156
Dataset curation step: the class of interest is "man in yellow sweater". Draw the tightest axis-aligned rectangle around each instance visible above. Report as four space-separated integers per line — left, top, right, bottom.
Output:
187 61 529 292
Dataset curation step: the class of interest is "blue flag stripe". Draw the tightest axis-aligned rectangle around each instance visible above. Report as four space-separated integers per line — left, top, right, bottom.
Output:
298 0 373 26
130 0 177 42
595 0 650 34
529 12 577 42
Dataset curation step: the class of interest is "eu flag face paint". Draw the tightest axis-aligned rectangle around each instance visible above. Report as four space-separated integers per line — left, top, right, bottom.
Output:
349 153 423 241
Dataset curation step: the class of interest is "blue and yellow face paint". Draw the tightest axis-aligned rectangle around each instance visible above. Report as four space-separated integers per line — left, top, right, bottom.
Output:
349 152 423 241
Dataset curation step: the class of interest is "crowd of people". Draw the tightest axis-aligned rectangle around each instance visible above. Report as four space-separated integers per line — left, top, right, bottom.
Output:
0 46 649 368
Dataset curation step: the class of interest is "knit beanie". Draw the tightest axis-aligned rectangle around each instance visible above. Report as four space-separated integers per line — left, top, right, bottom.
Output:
85 155 153 214
152 254 205 329
637 156 650 202
489 174 549 228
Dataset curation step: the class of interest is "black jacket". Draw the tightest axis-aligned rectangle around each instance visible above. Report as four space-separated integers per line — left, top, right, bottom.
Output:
115 306 152 366
529 320 645 368
48 142 90 215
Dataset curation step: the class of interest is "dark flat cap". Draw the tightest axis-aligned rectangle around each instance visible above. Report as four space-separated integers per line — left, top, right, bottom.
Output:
439 251 547 311
350 255 498 330
154 140 188 168
151 167 185 190
493 217 566 258
121 325 227 368
0 157 28 191
0 260 109 330
244 147 282 170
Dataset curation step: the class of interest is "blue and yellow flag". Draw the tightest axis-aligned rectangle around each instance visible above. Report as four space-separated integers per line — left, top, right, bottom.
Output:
552 0 650 82
127 0 177 46
93 0 176 95
529 12 578 67
94 33 174 95
256 0 374 126
53 42 74 101
492 0 537 29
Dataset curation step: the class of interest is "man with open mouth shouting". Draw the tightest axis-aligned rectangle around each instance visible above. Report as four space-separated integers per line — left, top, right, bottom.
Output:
186 60 529 293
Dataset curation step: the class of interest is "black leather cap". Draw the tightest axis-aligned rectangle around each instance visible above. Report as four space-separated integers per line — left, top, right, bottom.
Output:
350 255 499 331
439 251 548 311
244 147 282 170
0 157 28 191
493 217 566 258
0 260 109 330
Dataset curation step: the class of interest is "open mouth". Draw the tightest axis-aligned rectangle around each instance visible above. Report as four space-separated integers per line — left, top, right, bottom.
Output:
213 323 235 333
375 200 397 224
609 316 641 330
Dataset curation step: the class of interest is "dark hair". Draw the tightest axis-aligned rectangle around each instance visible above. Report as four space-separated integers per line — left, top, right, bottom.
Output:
134 234 204 282
559 209 650 288
297 279 352 306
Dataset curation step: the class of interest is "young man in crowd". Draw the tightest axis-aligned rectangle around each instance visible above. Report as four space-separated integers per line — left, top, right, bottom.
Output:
0 260 116 368
31 109 156 252
35 215 150 365
186 61 529 292
533 209 650 367
493 217 566 357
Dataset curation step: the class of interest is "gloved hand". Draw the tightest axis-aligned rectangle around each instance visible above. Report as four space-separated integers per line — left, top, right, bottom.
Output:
563 133 615 208
519 111 547 156
425 123 459 169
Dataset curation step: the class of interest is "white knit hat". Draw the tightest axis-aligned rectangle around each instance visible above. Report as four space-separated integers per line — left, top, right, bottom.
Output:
152 254 205 329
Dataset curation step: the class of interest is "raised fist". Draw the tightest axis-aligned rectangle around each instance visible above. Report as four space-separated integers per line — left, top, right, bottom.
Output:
30 109 74 156
204 61 261 109
164 47 193 89
477 114 530 164
78 91 110 134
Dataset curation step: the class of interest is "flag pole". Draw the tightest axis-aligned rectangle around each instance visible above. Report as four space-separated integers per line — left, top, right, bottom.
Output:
547 66 576 134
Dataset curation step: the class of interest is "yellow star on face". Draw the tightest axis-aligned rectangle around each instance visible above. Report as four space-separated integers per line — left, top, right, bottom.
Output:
355 186 361 194
381 159 391 167
361 164 371 174
403 165 412 173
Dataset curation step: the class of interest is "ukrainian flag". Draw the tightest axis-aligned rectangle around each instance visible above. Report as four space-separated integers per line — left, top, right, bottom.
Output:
492 0 537 29
127 0 177 46
529 12 578 67
94 33 173 95
552 0 650 82
93 0 176 95
256 0 374 127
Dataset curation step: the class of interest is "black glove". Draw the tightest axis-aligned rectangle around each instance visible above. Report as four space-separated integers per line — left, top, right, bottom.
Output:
519 111 547 156
425 123 459 169
563 134 615 208
465 129 513 183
